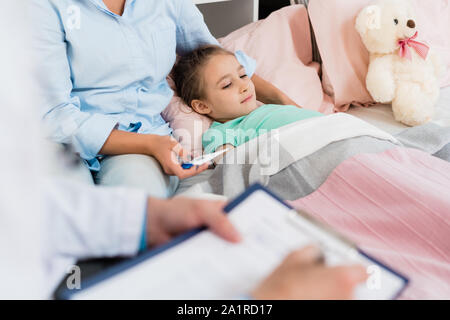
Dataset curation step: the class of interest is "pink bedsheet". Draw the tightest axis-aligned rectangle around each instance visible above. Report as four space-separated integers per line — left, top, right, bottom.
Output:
288 147 450 299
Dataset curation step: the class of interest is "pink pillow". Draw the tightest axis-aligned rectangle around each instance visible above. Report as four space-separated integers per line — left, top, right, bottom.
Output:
162 77 212 158
162 4 334 156
219 5 333 114
412 0 450 87
308 0 450 112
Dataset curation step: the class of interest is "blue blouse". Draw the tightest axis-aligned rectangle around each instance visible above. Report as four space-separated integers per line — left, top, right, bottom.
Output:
31 0 256 170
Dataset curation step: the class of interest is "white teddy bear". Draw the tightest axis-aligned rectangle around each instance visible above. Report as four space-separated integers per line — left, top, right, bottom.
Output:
356 0 444 126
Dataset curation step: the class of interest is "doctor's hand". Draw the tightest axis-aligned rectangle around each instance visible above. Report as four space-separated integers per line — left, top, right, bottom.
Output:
147 135 209 180
145 197 241 248
251 246 368 300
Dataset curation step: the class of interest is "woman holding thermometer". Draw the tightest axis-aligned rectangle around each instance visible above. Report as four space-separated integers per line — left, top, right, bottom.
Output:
32 0 295 197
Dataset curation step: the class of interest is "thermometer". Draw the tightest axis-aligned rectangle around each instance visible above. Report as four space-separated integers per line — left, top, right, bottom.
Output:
181 148 231 169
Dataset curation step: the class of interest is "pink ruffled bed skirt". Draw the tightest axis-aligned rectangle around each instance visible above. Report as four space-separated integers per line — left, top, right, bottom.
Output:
288 147 450 299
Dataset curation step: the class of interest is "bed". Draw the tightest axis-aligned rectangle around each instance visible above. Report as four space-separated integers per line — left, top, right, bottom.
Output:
176 78 450 197
347 86 450 135
173 1 450 298
174 87 450 301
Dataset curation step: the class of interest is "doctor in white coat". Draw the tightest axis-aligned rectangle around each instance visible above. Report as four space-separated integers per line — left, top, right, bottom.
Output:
0 0 366 300
0 0 241 299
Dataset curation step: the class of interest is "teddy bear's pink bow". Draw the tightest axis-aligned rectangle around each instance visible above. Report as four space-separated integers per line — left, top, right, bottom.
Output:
398 31 429 61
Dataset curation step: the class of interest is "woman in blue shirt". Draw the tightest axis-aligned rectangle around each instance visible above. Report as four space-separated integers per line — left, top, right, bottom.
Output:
31 0 299 198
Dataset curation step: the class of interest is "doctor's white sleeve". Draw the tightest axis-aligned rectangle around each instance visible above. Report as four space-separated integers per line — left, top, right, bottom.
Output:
43 178 148 261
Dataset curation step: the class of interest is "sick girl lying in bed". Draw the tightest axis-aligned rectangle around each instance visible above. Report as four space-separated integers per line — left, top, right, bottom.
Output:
172 45 322 154
172 47 450 299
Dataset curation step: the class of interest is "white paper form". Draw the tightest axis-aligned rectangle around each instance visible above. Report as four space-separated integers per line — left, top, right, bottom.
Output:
70 190 407 300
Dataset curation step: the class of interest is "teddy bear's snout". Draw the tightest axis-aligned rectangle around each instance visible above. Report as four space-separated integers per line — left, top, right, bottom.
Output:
407 19 416 28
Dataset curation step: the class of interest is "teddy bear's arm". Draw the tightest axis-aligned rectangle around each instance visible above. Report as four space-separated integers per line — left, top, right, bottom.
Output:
366 55 396 103
428 49 446 80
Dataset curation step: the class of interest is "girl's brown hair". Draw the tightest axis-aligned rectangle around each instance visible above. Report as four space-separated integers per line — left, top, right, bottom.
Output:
172 45 233 108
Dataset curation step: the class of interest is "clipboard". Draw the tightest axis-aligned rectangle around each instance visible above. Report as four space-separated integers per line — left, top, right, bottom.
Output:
58 184 408 300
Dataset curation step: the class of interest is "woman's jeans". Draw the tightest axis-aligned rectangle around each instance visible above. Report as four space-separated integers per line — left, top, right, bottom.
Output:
51 142 178 198
94 154 179 198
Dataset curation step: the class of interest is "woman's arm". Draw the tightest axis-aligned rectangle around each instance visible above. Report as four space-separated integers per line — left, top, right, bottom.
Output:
252 74 302 108
31 1 120 162
99 130 154 155
100 130 208 179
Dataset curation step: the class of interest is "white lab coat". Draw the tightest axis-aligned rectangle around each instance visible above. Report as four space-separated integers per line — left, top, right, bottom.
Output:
0 1 147 299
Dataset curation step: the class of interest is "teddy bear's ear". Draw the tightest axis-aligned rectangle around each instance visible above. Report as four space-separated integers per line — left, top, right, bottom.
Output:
356 5 381 36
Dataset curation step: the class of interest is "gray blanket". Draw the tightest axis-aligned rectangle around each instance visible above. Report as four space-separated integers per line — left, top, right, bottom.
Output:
177 123 450 200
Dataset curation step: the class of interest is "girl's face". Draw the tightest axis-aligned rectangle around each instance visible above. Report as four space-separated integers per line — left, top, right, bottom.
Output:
191 53 258 123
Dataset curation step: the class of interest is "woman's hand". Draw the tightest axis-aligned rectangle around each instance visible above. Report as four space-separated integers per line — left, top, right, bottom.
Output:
146 134 209 180
252 246 368 300
100 130 210 180
146 197 241 248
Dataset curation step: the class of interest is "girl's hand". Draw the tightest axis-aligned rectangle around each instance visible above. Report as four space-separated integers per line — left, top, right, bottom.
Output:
146 135 209 180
